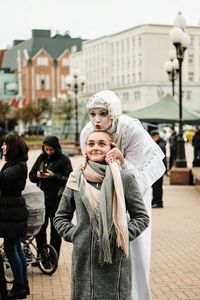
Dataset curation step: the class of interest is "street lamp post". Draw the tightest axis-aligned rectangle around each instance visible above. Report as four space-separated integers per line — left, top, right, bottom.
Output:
65 71 85 147
164 50 179 97
169 12 190 168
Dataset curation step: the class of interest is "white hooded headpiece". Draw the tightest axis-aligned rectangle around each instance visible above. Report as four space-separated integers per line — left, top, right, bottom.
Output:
86 90 122 120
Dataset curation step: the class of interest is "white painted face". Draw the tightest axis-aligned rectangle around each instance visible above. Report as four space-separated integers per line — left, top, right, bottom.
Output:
89 108 112 130
1 142 7 157
86 131 112 162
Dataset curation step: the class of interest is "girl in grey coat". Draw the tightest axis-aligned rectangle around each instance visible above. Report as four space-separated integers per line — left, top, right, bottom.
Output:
54 130 149 300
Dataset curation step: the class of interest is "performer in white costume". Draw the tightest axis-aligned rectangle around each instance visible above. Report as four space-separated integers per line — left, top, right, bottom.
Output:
80 90 166 300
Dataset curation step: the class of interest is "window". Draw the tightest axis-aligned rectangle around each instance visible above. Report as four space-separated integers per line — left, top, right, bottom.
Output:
62 58 69 67
186 91 192 100
37 57 48 66
138 53 142 66
71 45 77 53
61 75 67 90
132 38 135 49
121 40 124 52
190 36 194 47
123 92 129 102
132 57 135 68
134 91 140 102
127 39 130 50
188 72 194 81
188 54 193 64
138 36 142 47
36 74 50 90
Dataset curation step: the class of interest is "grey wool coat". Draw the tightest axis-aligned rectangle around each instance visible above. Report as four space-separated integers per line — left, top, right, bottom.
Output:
54 169 149 300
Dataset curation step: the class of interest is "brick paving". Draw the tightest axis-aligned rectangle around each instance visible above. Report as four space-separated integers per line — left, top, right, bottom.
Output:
5 149 200 299
151 185 200 300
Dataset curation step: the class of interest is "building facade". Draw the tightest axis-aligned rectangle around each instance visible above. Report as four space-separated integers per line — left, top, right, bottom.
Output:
2 29 84 106
70 24 200 113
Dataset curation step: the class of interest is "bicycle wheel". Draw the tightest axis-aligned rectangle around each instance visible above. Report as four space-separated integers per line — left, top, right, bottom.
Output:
4 261 14 283
38 244 58 275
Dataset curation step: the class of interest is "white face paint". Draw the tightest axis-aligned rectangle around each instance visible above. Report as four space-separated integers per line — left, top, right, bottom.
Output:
89 108 112 130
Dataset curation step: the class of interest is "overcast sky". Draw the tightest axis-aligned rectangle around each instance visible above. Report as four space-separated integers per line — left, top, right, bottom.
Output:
1 0 200 49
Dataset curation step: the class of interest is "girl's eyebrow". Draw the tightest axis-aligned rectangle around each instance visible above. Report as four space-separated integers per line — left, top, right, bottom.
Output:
87 139 108 143
90 109 107 112
87 139 95 143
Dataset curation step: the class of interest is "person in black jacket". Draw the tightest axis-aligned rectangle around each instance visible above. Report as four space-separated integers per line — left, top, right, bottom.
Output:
150 130 167 208
29 136 73 258
168 126 177 169
0 133 29 299
192 126 200 167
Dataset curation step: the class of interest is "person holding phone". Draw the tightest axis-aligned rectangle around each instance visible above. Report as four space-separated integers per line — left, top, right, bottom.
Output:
29 136 73 258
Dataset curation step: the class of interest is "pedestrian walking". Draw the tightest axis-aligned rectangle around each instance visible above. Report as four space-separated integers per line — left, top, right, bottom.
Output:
54 130 149 300
0 133 29 299
150 130 167 208
169 126 177 169
29 136 73 258
192 126 200 167
80 90 166 300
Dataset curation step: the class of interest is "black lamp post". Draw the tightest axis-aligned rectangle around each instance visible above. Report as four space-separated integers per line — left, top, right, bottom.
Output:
169 12 190 168
66 71 85 147
164 52 179 97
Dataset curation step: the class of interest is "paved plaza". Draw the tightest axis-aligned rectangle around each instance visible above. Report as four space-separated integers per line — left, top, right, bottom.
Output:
4 146 200 299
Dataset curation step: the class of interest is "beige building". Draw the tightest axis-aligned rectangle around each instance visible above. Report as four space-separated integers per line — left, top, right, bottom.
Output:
70 24 200 113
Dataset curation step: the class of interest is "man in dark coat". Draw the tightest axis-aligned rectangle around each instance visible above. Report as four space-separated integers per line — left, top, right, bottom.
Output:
150 130 167 208
29 136 73 257
169 126 177 169
192 126 200 167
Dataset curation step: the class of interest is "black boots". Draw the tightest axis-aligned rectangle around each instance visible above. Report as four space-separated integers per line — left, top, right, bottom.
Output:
25 280 30 295
7 282 27 299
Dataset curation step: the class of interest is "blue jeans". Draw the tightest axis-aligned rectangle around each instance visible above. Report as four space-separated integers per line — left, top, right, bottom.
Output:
4 237 27 285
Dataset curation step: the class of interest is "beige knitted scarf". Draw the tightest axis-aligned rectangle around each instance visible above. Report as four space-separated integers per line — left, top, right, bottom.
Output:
68 160 129 264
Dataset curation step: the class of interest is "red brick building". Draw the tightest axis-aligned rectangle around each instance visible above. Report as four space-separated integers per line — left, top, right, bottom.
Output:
2 30 84 105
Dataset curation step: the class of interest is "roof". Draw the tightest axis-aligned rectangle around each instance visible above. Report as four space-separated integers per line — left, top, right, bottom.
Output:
127 93 200 125
2 30 84 71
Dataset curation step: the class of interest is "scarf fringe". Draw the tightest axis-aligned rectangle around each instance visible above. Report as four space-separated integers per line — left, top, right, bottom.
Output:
115 227 129 257
98 229 116 265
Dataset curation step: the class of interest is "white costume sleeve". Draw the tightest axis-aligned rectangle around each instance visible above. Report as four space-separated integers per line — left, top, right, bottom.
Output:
80 117 166 195
118 116 165 194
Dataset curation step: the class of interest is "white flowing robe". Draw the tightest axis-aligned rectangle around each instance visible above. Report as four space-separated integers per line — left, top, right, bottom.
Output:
80 115 165 300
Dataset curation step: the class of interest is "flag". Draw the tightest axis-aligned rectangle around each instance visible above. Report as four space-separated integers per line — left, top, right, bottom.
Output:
10 97 19 108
